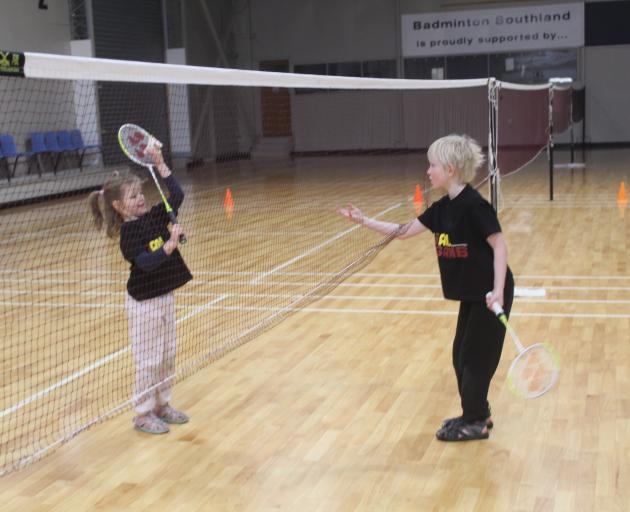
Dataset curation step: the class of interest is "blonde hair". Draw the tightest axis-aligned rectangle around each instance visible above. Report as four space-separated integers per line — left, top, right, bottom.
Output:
427 134 485 183
87 171 144 238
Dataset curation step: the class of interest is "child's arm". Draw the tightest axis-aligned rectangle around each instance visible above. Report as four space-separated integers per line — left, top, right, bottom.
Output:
134 224 184 271
336 203 426 240
149 146 185 211
486 232 508 308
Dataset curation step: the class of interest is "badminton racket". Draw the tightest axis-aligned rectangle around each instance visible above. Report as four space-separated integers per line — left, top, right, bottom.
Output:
487 293 559 398
117 123 186 244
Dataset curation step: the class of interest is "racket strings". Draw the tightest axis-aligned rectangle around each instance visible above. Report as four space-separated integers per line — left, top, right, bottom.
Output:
509 345 558 398
119 125 161 166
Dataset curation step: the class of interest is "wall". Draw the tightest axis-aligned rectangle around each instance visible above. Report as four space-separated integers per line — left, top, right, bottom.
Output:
0 0 71 54
584 45 630 143
0 1 75 173
214 0 630 144
248 0 400 65
1 0 628 147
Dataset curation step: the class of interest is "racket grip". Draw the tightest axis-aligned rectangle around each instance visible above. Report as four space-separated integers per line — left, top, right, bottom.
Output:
485 292 504 316
168 212 187 245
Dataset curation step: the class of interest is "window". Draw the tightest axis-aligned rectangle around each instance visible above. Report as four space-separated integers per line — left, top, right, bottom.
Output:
293 64 327 94
362 60 397 78
489 49 578 84
446 55 489 79
294 63 327 75
404 57 445 79
328 62 362 77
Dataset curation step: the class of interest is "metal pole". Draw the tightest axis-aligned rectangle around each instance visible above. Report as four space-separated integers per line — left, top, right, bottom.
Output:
548 85 554 201
582 87 586 162
570 88 575 164
488 79 499 210
395 0 403 79
198 0 230 68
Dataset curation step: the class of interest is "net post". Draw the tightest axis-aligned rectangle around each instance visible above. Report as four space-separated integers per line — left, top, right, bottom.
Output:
487 78 499 210
581 87 586 163
548 84 554 201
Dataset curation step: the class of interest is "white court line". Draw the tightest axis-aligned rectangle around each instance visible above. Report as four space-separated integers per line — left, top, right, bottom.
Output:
162 304 630 320
1 280 630 307
515 274 630 281
6 289 630 306
0 345 130 418
0 278 448 289
10 300 621 318
250 202 403 284
0 268 126 275
0 301 123 309
2 297 630 319
0 294 227 419
194 281 630 292
541 285 630 291
178 294 227 322
0 300 231 310
3 287 629 416
3 267 630 281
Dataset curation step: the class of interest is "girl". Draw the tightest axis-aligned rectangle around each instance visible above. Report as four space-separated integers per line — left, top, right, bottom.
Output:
337 134 514 442
88 148 192 435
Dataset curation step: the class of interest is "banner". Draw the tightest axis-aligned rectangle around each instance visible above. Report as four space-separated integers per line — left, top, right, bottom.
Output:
0 50 25 77
402 3 584 57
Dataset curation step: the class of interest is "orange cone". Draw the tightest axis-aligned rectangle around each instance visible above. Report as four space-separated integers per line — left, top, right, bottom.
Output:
618 181 628 204
224 188 234 207
413 184 423 214
224 188 234 220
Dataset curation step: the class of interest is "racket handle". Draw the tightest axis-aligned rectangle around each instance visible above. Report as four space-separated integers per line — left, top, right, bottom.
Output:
485 292 504 316
168 212 187 245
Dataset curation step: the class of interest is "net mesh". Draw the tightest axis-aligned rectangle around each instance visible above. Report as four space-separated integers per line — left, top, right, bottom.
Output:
491 81 575 209
0 52 575 474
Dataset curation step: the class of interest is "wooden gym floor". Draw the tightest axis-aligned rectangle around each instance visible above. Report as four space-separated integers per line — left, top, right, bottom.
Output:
0 148 629 511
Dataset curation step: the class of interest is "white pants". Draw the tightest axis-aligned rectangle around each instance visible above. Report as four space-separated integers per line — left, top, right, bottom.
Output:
125 292 176 414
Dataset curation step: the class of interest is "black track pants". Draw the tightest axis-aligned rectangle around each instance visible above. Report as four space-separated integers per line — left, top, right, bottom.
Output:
452 274 514 422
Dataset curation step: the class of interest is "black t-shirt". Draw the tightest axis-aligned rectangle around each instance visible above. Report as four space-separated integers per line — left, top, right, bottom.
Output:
418 184 511 301
120 176 192 301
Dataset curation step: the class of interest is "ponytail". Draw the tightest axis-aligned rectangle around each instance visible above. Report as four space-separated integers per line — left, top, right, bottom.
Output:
87 171 142 239
88 189 104 231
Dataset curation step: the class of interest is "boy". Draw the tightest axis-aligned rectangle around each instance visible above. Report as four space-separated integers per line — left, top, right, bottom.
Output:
336 134 514 441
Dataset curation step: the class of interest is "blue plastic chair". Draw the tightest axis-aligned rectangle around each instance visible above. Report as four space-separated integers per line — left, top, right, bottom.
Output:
0 144 7 182
57 130 73 151
0 134 32 180
57 130 82 169
70 129 102 170
44 131 65 171
28 132 50 176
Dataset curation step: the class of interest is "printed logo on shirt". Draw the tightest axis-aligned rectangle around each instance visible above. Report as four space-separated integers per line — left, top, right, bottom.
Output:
148 236 165 252
435 233 468 259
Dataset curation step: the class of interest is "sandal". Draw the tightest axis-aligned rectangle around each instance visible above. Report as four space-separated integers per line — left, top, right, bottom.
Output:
436 420 489 442
156 404 189 425
134 411 170 435
441 415 493 430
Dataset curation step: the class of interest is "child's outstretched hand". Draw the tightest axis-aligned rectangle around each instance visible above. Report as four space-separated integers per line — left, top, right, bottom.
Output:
336 203 365 225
